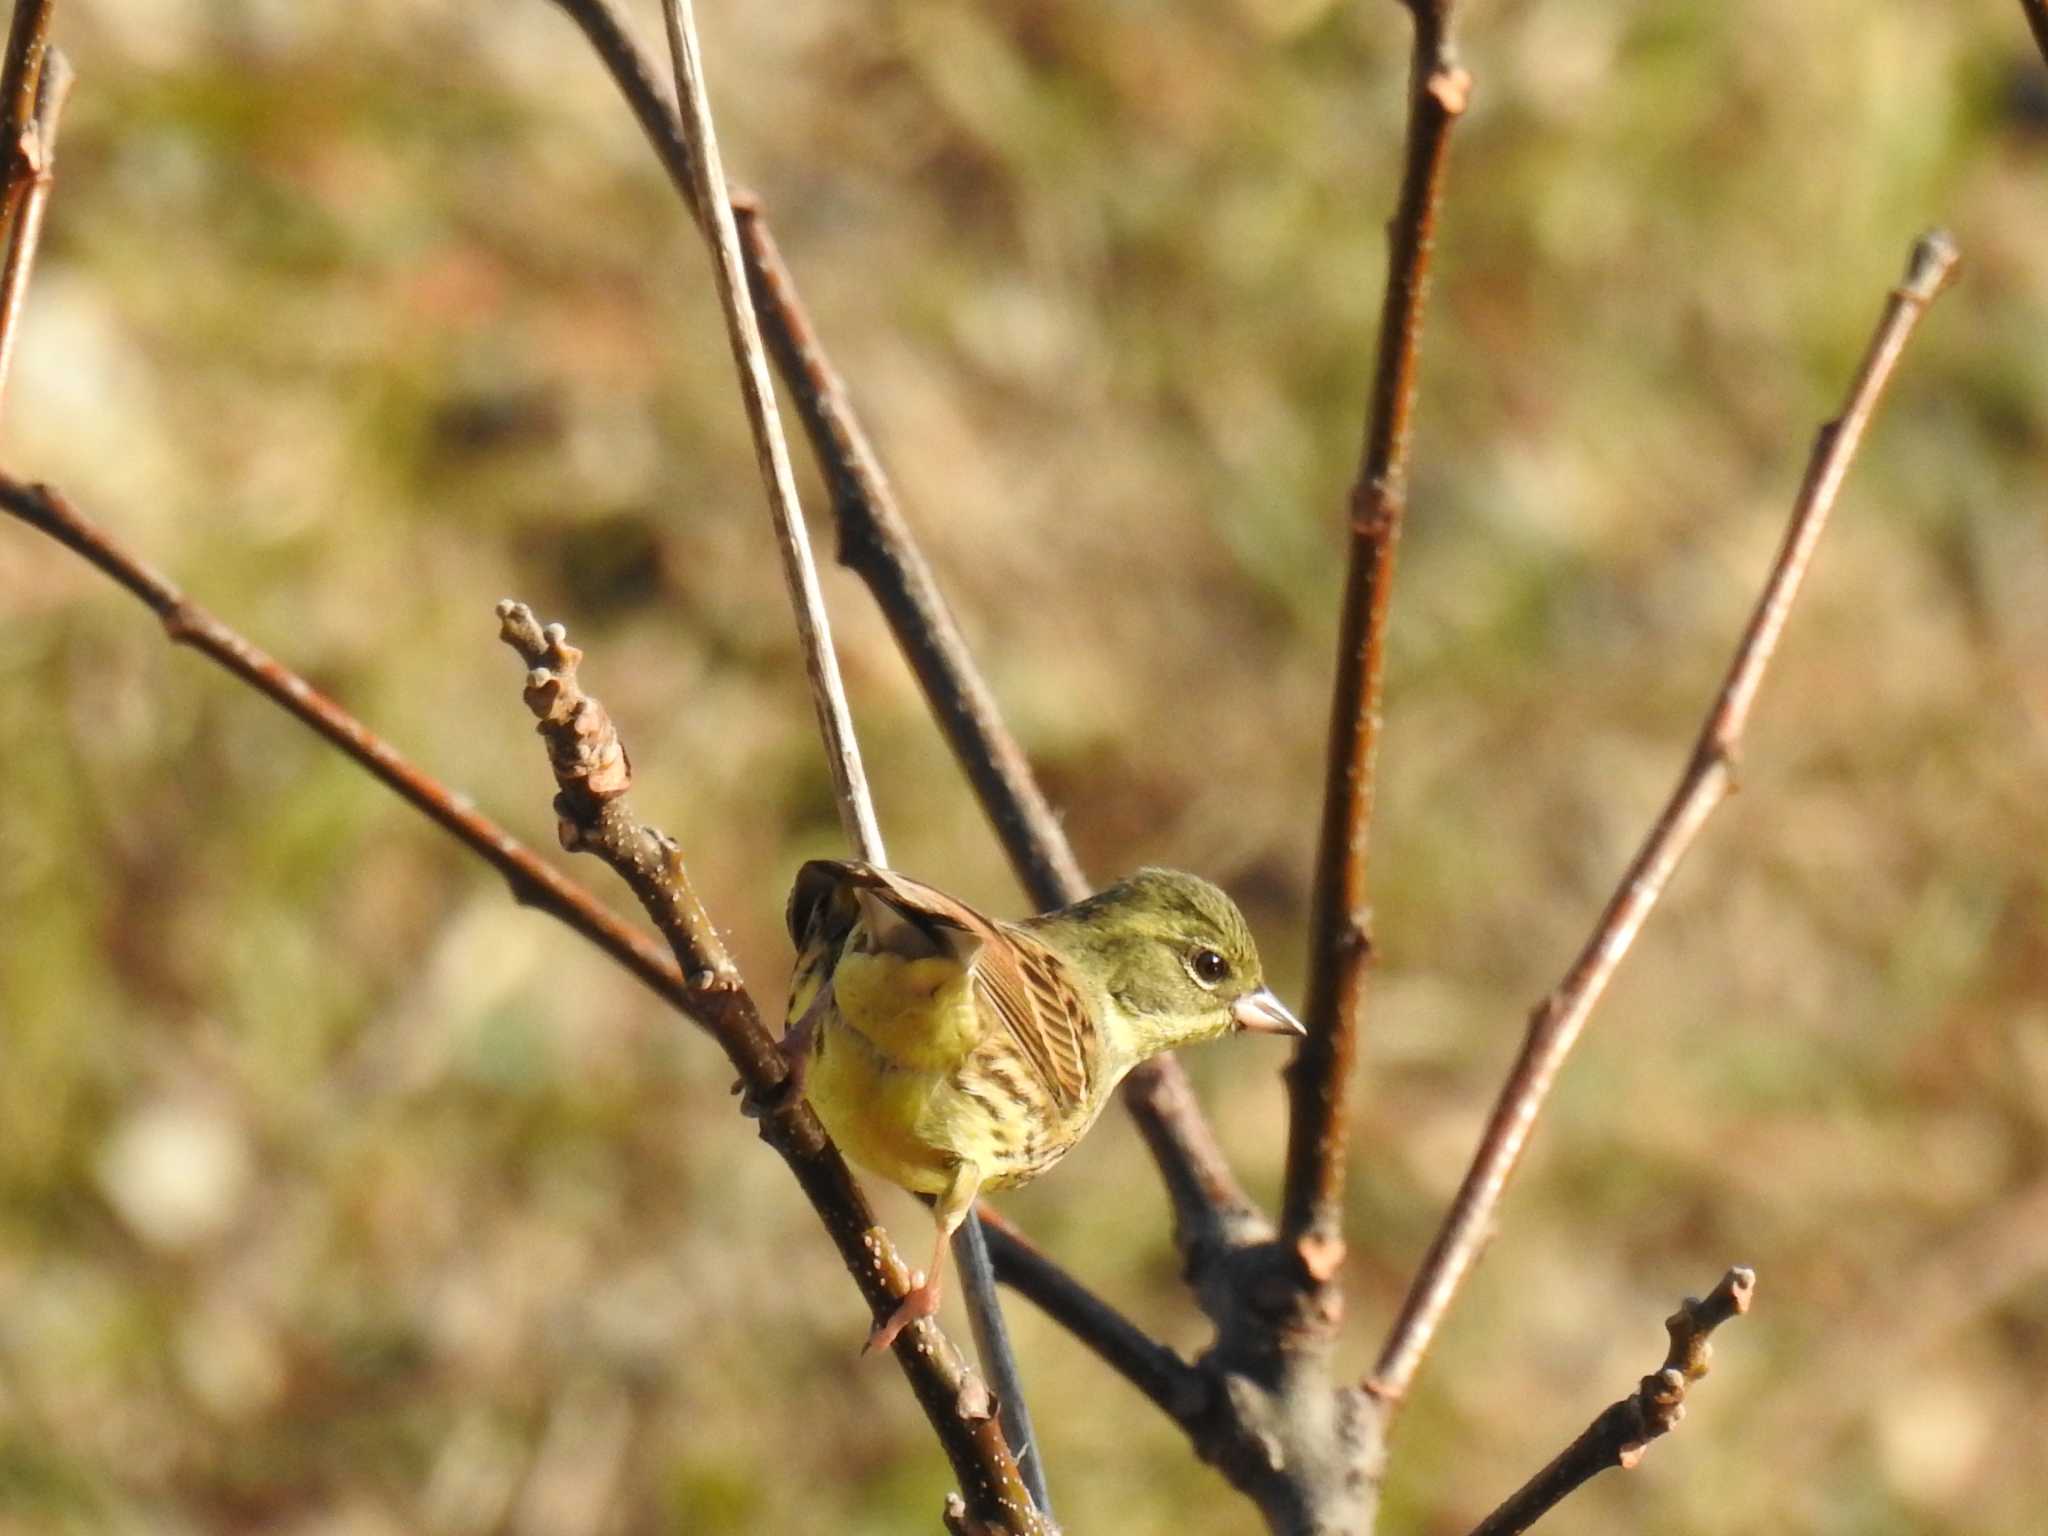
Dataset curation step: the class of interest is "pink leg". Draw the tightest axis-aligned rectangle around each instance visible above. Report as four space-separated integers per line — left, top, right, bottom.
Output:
863 1222 951 1355
863 1161 979 1355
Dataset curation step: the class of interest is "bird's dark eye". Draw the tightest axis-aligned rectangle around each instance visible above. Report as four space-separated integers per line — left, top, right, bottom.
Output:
1189 948 1230 988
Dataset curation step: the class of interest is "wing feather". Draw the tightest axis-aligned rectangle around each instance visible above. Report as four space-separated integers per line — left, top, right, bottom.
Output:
787 860 1096 1112
970 926 1094 1114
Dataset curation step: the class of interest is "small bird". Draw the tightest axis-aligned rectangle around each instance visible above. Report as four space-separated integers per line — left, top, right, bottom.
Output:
780 859 1304 1352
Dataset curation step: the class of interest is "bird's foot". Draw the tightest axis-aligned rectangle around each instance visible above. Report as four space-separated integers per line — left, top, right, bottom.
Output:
738 1036 813 1119
862 1272 941 1356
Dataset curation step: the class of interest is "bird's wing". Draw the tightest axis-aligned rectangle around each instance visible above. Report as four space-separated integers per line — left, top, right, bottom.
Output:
785 861 1093 1111
788 859 989 963
968 924 1095 1116
784 860 992 1063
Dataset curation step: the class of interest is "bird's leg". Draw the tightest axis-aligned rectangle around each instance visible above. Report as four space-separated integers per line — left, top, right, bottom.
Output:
775 978 832 1104
865 1161 980 1355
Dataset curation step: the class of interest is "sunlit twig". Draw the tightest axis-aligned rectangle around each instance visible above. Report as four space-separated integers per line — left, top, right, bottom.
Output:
0 42 67 419
1369 230 1961 1411
1467 1268 1756 1536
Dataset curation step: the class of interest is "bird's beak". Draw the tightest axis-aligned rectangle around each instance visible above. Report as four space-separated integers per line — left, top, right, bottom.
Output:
1232 988 1307 1037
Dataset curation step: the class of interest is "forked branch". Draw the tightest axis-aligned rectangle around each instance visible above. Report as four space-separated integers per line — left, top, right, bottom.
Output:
1468 1268 1756 1536
1283 0 1470 1260
1369 230 1960 1410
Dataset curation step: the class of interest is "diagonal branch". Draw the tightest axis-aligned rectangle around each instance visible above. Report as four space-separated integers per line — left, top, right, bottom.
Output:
1468 1268 1756 1536
655 0 878 865
728 205 1087 910
0 42 67 418
494 602 1045 1531
1282 0 1470 1258
546 0 1255 1316
976 1207 1207 1431
0 476 715 1033
1369 230 1961 1411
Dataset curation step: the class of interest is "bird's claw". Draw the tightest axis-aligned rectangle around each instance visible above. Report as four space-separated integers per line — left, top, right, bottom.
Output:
862 1271 941 1356
737 1039 812 1119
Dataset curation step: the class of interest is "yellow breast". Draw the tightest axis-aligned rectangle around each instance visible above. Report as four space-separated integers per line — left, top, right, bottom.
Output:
805 949 983 1197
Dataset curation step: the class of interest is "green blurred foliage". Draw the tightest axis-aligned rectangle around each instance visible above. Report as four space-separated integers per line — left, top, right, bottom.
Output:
3 1 2046 1532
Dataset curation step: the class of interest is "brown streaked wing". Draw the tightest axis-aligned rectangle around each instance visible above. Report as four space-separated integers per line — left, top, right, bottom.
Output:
970 925 1094 1115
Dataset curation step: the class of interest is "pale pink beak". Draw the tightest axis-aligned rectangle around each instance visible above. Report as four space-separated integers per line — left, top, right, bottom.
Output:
1232 988 1306 1037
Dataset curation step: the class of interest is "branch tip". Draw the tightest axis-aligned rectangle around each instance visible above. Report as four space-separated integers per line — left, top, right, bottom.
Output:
1467 1266 1758 1536
1901 228 1960 301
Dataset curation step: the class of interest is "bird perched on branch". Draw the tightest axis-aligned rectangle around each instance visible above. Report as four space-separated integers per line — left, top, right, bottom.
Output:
780 859 1304 1352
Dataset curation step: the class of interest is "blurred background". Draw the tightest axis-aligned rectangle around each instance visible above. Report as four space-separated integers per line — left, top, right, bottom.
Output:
2 0 2045 1531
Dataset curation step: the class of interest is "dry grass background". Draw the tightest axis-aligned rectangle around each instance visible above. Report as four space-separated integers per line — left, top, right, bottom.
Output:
2 1 2046 1532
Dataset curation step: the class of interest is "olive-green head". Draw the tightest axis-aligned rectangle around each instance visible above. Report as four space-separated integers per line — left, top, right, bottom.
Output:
1031 867 1304 1060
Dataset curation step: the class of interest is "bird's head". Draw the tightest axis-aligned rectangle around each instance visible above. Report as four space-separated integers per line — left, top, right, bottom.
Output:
1037 867 1304 1060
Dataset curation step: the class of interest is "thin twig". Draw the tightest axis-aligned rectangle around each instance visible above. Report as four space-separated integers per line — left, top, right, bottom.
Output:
2023 0 2048 67
493 602 738 984
1369 230 1961 1410
977 1207 1207 1430
951 1206 1050 1514
547 0 1080 901
1468 1268 1756 1536
729 205 1087 909
0 476 719 1032
1282 0 1470 1264
656 0 1046 1515
0 0 55 234
656 0 878 864
542 0 1256 1250
0 42 66 418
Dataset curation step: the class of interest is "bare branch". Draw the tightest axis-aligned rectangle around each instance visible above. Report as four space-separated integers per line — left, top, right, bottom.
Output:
0 42 67 418
543 0 1256 1245
2023 0 2048 68
656 0 879 864
0 0 55 233
1468 1268 1757 1536
0 476 717 1027
1123 1040 1275 1272
495 602 1048 1533
494 603 738 983
1282 0 1471 1260
1369 230 1961 1410
727 206 1088 909
977 1207 1206 1430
